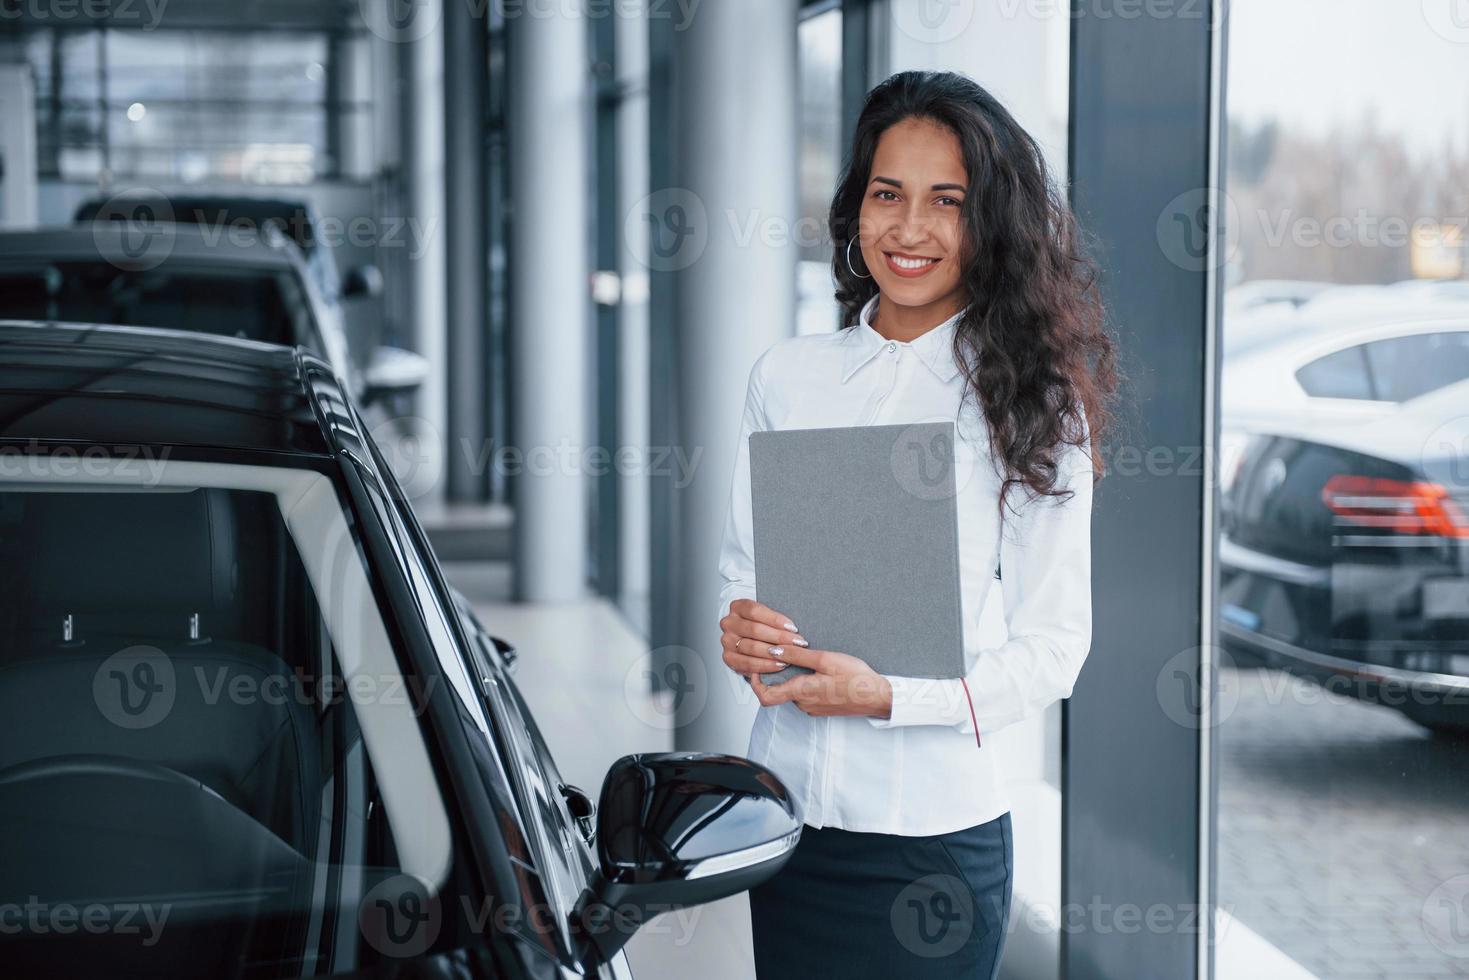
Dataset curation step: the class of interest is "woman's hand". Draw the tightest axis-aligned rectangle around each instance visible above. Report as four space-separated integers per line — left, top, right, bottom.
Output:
720 598 808 677
750 646 894 719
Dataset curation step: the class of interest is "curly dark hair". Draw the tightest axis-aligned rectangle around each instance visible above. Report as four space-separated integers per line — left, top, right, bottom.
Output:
830 69 1119 521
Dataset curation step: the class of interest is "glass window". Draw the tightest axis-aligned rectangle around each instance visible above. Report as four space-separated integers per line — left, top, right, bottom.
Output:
1219 2 1469 976
796 6 842 336
0 479 470 975
883 3 1071 976
1294 344 1375 399
0 260 304 346
1362 331 1469 403
26 27 342 183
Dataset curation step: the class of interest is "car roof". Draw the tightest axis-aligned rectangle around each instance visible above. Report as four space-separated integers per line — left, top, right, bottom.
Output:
0 320 339 458
72 194 323 256
0 225 306 271
1225 304 1469 372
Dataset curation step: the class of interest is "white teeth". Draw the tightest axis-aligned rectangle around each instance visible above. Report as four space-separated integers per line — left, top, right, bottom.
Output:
890 254 937 270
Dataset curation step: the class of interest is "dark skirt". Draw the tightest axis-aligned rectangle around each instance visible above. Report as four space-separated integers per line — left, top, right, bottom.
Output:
749 811 1013 980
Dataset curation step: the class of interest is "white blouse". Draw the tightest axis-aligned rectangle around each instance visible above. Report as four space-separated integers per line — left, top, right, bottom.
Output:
716 292 1095 835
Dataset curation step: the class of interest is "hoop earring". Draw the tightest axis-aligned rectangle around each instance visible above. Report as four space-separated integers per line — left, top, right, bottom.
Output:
845 237 872 279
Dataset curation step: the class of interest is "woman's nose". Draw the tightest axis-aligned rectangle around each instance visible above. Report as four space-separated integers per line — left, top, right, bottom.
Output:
894 206 933 246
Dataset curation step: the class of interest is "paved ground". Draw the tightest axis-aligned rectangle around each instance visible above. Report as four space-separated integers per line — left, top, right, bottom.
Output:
1218 665 1469 979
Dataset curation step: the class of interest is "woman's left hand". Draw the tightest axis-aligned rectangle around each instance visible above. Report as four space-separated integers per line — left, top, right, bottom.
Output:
749 647 893 719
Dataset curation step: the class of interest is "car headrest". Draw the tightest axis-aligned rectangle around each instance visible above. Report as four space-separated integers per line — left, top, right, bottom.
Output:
21 489 237 634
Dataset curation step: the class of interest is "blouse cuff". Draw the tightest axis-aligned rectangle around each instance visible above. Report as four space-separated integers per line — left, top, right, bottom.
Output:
867 675 972 731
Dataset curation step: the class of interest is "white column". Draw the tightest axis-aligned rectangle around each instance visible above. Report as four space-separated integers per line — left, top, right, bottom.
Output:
674 0 801 753
0 63 38 229
617 3 652 630
508 3 592 601
397 4 449 496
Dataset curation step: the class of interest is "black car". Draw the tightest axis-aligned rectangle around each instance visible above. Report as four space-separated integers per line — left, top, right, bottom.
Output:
0 226 427 408
72 193 382 309
1219 378 1469 734
0 320 799 978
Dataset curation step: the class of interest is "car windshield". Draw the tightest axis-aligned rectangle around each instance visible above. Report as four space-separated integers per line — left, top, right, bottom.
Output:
0 458 472 977
0 261 308 348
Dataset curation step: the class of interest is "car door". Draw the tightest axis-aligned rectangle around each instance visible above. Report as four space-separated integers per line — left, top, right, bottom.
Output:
447 595 633 980
356 428 628 978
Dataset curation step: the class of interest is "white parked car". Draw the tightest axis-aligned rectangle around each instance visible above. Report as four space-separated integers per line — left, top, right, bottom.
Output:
1221 305 1469 486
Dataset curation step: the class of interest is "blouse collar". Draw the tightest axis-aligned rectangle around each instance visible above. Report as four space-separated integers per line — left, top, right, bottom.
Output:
841 292 968 384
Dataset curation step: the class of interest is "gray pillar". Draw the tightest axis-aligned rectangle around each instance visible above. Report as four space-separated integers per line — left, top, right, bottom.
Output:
673 0 801 753
0 63 37 229
397 5 449 495
508 3 591 601
330 34 373 182
617 5 652 630
444 0 488 502
1064 2 1223 979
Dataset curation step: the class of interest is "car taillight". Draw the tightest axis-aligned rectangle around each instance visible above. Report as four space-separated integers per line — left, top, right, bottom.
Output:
1320 475 1469 538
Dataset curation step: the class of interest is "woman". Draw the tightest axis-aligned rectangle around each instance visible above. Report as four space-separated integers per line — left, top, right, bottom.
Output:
715 70 1118 978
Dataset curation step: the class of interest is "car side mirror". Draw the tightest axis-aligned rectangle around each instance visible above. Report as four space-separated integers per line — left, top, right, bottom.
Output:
363 346 430 404
572 752 800 964
342 263 383 300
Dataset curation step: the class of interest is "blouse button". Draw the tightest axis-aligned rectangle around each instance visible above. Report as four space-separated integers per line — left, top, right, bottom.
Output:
885 342 897 353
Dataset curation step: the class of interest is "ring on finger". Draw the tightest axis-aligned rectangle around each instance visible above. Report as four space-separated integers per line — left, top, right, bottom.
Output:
735 637 742 653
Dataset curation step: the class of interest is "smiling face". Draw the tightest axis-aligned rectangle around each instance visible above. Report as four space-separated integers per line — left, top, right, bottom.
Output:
857 116 970 329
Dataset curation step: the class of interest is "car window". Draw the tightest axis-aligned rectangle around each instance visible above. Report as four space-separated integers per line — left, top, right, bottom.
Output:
1361 331 1469 402
0 261 300 347
355 432 593 942
0 473 474 977
1294 343 1374 399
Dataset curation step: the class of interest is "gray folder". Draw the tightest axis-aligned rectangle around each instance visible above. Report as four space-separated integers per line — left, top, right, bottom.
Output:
749 420 966 685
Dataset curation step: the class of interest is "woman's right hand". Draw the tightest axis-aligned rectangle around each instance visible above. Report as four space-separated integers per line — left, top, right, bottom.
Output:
720 598 809 678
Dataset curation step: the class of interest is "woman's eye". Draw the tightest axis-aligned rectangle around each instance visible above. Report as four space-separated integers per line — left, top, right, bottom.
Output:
872 189 898 202
937 196 962 207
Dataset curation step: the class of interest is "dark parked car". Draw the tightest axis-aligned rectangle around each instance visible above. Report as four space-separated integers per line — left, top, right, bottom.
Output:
1219 378 1469 734
0 320 799 978
0 226 425 406
73 193 382 310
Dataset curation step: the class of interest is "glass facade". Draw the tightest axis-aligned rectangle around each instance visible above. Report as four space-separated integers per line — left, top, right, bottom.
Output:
24 27 368 183
1216 2 1469 977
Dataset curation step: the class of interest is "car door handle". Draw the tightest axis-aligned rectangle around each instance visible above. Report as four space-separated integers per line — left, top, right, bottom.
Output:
559 783 596 845
489 634 520 673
